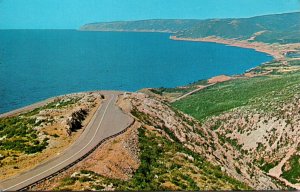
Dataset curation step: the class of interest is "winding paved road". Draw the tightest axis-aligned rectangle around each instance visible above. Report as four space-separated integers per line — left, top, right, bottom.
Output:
0 91 134 191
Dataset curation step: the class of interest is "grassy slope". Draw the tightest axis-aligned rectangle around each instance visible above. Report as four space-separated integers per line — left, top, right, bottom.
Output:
172 71 300 122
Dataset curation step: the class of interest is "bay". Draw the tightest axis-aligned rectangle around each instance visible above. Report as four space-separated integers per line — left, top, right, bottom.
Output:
0 30 272 113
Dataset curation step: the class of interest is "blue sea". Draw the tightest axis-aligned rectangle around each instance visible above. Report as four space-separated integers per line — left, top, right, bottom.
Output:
0 30 272 114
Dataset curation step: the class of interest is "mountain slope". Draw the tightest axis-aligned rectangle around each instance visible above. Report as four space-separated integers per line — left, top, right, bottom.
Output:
80 12 300 44
172 60 300 189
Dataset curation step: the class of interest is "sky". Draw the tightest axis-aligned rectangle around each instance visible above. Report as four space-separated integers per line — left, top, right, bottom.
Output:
0 0 299 29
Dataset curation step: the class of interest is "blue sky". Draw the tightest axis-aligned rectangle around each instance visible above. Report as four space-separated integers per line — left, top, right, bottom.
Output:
0 0 299 29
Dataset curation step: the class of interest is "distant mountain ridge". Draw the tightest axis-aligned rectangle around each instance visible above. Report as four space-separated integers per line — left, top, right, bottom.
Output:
80 12 300 44
80 19 201 33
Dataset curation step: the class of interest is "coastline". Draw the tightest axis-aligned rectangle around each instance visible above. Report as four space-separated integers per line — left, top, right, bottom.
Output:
0 91 101 117
78 29 175 33
0 98 55 118
170 35 287 61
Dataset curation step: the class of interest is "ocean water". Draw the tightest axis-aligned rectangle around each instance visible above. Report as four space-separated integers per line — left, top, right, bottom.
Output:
0 30 272 114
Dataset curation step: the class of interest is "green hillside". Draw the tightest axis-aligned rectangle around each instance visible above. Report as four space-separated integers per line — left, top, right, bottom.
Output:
80 12 300 44
178 12 300 41
172 70 300 121
80 19 201 32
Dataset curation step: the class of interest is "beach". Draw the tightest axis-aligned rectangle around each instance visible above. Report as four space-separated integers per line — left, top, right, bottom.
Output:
170 35 300 61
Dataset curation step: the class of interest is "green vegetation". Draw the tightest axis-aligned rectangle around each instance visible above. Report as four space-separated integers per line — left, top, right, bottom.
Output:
211 120 222 130
61 177 77 186
282 155 300 184
0 97 81 155
0 115 48 154
25 97 81 117
217 133 242 151
150 80 209 96
81 12 300 44
112 128 249 190
172 72 300 121
150 87 191 96
256 159 280 173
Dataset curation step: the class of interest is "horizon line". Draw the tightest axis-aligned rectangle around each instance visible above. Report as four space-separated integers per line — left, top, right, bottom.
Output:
1 11 299 30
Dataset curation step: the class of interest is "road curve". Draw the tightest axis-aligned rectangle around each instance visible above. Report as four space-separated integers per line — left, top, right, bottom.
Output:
0 91 134 191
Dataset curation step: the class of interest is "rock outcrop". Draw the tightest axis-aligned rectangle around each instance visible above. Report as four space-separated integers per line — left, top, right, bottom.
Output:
66 108 88 135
